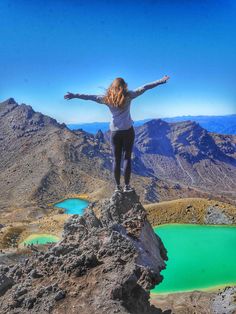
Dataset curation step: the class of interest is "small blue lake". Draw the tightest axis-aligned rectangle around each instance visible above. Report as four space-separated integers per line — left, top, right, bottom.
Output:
54 198 89 215
20 234 60 246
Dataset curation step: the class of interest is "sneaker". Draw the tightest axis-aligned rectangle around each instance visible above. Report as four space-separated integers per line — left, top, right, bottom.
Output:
115 185 123 193
123 184 135 192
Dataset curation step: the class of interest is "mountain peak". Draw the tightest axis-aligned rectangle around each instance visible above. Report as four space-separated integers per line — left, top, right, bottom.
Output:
145 118 168 127
0 97 18 107
95 129 105 142
0 98 19 118
5 97 17 105
0 98 67 132
136 118 170 140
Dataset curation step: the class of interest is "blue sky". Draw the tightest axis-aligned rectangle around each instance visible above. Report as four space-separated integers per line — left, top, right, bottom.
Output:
0 0 235 123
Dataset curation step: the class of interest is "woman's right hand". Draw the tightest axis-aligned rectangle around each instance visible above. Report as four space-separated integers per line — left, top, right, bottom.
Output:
64 92 76 100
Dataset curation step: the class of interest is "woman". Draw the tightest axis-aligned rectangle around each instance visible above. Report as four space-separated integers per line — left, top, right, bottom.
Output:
64 75 170 193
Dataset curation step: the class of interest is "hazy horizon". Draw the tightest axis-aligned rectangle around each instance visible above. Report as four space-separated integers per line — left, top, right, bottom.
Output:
66 113 235 125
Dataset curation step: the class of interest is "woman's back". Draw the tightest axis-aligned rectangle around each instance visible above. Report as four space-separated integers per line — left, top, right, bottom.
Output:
104 77 169 131
106 91 133 131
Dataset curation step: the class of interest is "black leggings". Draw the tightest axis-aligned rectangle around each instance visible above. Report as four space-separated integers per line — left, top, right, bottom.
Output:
110 126 135 186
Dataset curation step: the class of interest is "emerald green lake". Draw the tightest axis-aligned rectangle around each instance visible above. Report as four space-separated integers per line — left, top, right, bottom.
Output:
152 224 236 294
21 234 60 246
54 198 89 215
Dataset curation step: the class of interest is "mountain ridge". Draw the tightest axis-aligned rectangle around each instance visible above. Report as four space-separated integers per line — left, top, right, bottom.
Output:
68 114 236 135
0 98 235 220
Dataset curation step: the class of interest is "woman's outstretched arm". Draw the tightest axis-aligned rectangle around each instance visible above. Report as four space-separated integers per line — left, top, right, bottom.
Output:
64 92 106 105
129 75 170 99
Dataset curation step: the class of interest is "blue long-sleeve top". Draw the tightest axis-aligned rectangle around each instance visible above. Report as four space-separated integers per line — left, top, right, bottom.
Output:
75 78 165 131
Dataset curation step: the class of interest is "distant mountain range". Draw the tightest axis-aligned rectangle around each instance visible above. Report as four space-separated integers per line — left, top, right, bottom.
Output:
0 98 236 215
68 119 151 134
68 114 236 135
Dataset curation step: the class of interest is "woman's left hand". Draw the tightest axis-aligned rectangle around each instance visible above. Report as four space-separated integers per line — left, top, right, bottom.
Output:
64 92 76 100
160 75 170 83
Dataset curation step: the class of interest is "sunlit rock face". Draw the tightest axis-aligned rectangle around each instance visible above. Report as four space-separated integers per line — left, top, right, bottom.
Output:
0 190 167 314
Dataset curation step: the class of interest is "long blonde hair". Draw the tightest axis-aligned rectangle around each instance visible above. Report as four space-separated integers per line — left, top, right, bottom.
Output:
103 77 128 108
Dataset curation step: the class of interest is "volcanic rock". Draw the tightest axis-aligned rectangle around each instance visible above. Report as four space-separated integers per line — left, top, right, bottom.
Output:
0 191 168 314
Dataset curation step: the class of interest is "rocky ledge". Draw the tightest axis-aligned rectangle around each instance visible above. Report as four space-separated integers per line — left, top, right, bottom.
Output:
0 191 168 314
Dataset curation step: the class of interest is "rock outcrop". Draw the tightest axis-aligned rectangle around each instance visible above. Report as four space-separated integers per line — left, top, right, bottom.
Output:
0 191 168 314
212 286 236 314
204 205 233 224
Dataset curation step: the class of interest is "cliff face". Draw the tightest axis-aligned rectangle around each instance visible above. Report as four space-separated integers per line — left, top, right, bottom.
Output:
0 191 168 314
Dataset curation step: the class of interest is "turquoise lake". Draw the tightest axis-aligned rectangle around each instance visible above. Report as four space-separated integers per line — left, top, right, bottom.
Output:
152 224 236 294
54 198 89 215
21 234 60 246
